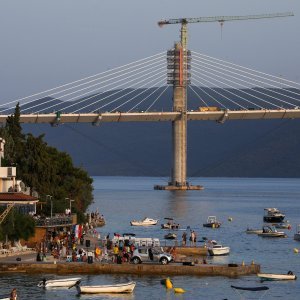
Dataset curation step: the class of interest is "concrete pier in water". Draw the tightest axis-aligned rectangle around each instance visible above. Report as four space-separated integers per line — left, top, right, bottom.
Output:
0 262 260 277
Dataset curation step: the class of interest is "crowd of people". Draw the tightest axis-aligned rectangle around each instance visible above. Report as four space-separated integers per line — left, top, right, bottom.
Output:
36 223 92 262
34 219 202 265
34 226 134 263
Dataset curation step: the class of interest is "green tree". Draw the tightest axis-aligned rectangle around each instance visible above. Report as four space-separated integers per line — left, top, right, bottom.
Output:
1 104 94 224
0 208 35 241
4 102 25 165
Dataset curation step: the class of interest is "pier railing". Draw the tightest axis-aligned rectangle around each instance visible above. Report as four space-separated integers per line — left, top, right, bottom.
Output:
35 215 73 227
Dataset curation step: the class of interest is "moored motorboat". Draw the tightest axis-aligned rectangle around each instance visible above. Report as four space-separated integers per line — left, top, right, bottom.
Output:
164 233 177 240
161 218 180 230
207 241 230 256
257 226 287 238
130 217 158 226
263 208 285 223
273 221 291 230
76 281 136 294
203 216 221 228
257 271 297 281
37 277 81 288
294 225 300 241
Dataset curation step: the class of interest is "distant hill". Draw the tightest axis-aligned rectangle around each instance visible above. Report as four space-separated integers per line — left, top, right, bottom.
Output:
23 117 300 178
16 87 300 178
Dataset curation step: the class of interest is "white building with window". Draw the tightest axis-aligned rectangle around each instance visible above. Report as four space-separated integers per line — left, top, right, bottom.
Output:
0 137 28 193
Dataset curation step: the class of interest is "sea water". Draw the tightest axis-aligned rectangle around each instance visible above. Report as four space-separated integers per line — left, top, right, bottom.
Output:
0 177 299 299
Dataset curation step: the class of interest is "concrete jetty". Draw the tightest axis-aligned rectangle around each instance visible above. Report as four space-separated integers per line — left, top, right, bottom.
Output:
0 262 260 277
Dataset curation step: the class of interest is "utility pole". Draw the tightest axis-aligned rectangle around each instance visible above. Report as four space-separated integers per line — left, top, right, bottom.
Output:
46 195 53 218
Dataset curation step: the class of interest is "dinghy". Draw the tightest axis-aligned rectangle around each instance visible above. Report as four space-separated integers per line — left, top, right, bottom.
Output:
231 285 269 291
231 285 269 299
257 271 297 281
76 281 136 294
37 277 81 288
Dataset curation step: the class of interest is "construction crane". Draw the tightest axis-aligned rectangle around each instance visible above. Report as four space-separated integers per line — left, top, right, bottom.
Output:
0 203 14 225
156 12 293 191
158 12 294 50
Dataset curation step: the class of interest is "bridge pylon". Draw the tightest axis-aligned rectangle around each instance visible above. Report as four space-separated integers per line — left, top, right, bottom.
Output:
154 42 203 191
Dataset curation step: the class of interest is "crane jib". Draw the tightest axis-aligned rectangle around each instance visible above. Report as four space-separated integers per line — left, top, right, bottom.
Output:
158 12 294 26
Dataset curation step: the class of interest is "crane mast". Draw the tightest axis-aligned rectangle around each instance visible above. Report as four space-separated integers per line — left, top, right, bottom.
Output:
155 12 294 190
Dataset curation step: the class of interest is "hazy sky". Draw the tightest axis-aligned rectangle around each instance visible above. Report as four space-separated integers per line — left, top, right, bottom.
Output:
0 0 299 103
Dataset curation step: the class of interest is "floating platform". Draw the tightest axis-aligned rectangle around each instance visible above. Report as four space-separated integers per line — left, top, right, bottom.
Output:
154 185 204 190
0 262 259 277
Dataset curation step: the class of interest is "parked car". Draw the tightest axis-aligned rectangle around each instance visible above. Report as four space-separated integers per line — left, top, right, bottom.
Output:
131 247 173 265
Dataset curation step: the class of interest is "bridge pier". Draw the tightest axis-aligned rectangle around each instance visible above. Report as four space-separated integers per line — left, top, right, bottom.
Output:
154 42 203 191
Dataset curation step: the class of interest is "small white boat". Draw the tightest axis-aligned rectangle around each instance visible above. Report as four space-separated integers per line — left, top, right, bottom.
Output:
37 277 81 288
257 272 297 281
130 217 158 226
207 241 230 256
257 226 286 238
294 225 300 241
76 281 136 294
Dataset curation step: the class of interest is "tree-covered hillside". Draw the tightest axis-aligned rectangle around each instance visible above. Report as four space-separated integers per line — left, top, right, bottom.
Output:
0 104 93 224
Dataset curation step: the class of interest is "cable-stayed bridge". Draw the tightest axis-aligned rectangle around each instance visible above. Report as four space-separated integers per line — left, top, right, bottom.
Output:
1 49 299 190
1 13 299 190
1 51 299 122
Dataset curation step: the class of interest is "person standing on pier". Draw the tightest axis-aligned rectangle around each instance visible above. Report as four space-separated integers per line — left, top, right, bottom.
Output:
190 231 195 246
182 232 187 246
193 231 197 245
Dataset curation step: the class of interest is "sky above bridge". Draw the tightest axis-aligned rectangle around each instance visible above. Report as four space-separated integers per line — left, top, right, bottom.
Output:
0 0 299 105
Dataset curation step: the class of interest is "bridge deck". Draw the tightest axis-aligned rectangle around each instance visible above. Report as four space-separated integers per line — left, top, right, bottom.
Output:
0 109 300 124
